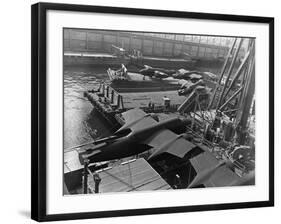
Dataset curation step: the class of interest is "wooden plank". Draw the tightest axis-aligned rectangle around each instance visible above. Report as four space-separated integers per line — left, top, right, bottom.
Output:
88 158 171 193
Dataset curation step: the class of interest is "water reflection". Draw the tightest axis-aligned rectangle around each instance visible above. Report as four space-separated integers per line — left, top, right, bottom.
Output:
63 66 113 150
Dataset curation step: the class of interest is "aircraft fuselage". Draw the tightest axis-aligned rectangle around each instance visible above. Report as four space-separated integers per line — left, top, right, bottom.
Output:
80 117 185 164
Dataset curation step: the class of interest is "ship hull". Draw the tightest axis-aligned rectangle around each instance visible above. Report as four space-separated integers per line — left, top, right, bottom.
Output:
108 69 181 93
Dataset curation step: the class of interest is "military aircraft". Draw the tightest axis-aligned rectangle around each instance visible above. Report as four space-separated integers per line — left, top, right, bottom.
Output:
178 79 207 96
188 150 255 188
139 65 175 79
78 108 252 188
172 69 218 82
138 66 217 83
172 69 203 81
78 108 195 164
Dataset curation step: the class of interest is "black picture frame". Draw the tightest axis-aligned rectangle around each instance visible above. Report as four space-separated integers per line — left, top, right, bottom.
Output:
31 2 274 222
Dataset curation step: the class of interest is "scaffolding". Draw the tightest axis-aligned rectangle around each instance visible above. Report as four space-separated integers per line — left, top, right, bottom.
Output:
177 37 255 171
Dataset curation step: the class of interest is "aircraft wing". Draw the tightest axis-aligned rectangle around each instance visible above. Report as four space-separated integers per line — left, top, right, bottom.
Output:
189 152 241 188
122 108 148 124
229 170 255 186
143 129 196 159
190 151 219 172
203 165 241 187
117 108 196 159
116 108 157 133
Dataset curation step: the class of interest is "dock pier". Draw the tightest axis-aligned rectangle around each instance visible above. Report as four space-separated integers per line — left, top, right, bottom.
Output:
84 83 186 126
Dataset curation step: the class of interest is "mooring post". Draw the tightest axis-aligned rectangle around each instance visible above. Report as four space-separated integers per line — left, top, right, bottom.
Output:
83 159 89 194
102 84 105 96
120 95 124 109
117 94 120 108
111 90 114 104
106 86 109 98
93 173 101 193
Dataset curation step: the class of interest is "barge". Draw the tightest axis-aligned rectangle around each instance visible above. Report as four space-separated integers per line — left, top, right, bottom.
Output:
107 68 182 92
129 55 196 69
84 83 186 127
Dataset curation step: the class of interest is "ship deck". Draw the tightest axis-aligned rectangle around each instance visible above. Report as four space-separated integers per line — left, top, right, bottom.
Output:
121 90 186 109
87 158 172 193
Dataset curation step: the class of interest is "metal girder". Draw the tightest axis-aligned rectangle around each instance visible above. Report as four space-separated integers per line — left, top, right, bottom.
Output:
208 38 237 109
216 38 243 110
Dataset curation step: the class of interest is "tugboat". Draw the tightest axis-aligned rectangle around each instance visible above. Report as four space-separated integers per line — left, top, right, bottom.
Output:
107 64 182 93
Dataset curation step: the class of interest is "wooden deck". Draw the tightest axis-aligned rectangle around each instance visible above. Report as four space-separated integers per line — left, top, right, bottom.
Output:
87 158 171 193
121 90 186 109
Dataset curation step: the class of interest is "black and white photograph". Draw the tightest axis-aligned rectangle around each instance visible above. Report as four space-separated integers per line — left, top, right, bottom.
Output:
0 0 277 223
29 1 274 222
63 29 256 195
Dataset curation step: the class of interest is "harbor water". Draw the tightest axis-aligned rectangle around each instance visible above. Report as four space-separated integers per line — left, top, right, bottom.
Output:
63 66 115 150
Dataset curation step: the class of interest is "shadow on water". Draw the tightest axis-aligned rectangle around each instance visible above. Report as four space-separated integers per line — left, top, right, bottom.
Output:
84 109 117 140
64 66 117 150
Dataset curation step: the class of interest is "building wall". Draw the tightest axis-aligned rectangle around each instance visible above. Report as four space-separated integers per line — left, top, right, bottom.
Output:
64 29 248 60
